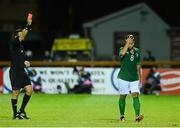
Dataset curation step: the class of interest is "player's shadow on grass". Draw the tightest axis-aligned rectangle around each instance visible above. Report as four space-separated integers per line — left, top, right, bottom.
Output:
98 118 138 123
97 118 119 123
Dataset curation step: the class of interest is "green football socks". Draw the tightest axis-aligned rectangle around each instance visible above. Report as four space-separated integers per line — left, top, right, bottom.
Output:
133 97 140 116
119 98 126 116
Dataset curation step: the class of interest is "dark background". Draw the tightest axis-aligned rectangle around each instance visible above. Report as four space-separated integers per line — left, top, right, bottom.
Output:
1 0 180 60
39 0 180 35
38 0 180 50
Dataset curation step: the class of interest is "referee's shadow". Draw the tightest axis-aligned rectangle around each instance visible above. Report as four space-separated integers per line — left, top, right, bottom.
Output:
0 115 12 120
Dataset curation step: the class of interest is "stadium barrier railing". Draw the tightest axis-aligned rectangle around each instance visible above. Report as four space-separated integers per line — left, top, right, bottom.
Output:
0 60 180 67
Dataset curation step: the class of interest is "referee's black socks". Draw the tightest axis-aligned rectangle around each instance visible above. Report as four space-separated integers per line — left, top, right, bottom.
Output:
20 94 31 112
11 99 17 115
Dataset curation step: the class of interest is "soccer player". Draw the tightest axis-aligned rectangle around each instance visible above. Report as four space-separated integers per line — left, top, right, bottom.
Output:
9 14 33 119
117 34 143 122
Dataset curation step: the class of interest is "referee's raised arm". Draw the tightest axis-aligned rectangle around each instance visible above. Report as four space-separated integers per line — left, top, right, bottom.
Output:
18 13 33 42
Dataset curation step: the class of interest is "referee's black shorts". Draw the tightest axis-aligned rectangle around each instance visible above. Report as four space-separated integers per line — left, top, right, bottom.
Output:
9 68 31 90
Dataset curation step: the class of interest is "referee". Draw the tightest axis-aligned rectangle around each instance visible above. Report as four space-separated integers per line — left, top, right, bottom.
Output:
9 14 33 119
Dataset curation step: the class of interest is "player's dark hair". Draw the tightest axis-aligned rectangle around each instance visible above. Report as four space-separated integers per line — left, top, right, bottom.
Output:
125 34 134 40
121 34 135 47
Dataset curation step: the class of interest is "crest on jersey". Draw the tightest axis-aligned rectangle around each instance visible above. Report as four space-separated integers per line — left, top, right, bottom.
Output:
136 53 139 57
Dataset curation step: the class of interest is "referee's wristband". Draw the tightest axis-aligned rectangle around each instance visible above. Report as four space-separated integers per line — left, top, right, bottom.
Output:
25 24 32 31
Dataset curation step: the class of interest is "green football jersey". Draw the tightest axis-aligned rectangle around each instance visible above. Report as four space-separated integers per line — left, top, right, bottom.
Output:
117 47 141 81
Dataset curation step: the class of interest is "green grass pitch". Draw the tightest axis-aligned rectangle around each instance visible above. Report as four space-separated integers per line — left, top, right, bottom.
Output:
0 94 180 127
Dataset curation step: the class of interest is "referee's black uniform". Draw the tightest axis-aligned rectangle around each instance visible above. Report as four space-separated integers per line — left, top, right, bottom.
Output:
10 15 33 119
9 37 31 90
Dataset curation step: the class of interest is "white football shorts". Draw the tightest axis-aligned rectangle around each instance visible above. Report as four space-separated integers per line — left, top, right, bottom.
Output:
118 79 140 94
